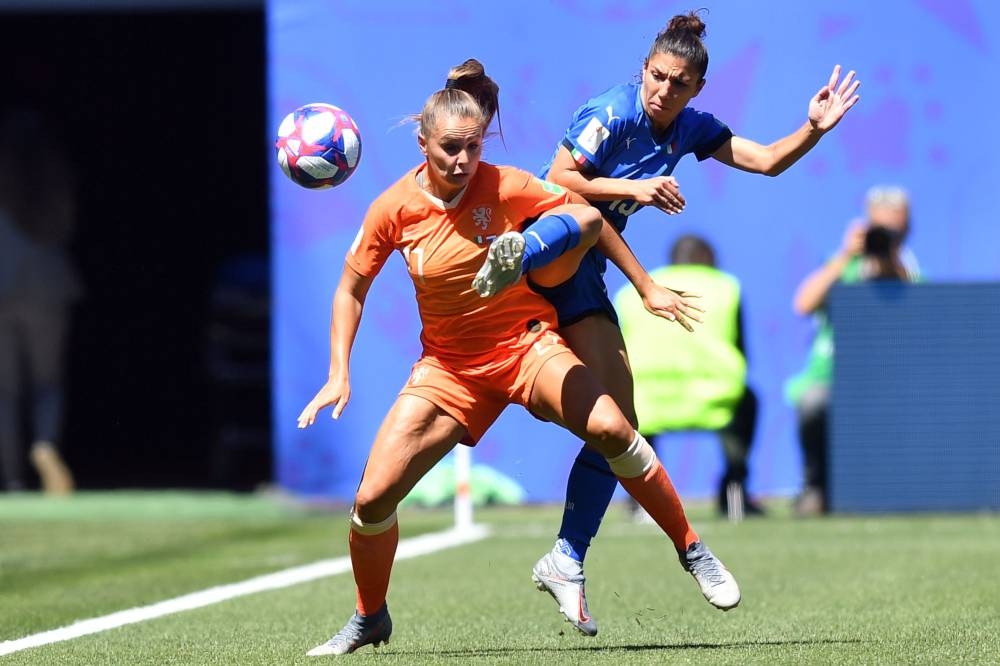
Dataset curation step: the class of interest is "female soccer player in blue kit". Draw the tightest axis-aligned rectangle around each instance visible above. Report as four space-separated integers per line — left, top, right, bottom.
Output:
529 11 861 635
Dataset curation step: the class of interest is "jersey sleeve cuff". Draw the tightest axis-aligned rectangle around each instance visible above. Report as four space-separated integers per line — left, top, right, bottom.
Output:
560 137 596 173
695 127 734 161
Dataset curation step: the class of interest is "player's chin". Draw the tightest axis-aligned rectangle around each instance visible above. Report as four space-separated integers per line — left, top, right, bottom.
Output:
648 103 674 121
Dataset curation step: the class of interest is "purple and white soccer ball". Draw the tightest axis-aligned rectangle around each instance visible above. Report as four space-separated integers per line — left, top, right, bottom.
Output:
275 103 361 189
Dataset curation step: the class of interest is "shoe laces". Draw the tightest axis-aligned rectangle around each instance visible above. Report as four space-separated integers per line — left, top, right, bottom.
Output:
332 609 389 649
685 544 727 586
330 615 365 647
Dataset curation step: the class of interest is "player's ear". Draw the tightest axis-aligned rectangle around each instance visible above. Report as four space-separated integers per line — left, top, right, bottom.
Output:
417 133 428 157
692 78 706 98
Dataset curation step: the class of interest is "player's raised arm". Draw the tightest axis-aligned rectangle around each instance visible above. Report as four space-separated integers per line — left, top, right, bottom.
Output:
710 65 861 177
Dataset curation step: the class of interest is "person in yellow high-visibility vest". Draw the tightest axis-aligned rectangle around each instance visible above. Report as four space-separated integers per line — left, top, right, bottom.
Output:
614 234 762 518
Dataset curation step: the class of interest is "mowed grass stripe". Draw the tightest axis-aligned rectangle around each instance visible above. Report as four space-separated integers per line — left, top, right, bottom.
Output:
1 492 453 637
0 524 488 657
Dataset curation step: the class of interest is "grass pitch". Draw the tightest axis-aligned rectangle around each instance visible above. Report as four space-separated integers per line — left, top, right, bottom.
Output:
2 491 998 664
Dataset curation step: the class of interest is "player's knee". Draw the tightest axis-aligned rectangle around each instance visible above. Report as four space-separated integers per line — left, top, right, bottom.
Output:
584 402 635 453
576 207 603 248
352 487 397 526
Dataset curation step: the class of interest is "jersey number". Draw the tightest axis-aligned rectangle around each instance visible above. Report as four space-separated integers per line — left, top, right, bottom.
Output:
403 246 426 284
608 199 641 217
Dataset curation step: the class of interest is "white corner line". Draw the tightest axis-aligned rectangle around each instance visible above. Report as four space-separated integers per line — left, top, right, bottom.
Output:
1 523 490 657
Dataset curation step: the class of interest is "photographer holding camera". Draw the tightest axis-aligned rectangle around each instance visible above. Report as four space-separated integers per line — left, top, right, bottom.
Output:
786 186 920 515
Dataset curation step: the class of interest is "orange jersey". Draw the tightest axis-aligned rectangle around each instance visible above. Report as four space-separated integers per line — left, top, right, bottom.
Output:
346 161 573 367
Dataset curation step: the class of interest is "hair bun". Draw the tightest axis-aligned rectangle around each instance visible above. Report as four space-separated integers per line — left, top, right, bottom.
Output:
667 12 707 39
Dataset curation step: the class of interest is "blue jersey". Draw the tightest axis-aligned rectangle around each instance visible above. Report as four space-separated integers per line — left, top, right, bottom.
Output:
533 82 732 326
539 82 732 233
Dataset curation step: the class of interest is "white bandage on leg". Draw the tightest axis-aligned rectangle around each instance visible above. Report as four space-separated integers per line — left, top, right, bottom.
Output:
350 509 398 536
605 432 657 479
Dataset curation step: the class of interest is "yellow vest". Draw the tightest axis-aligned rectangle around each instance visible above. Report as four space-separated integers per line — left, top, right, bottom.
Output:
613 264 746 434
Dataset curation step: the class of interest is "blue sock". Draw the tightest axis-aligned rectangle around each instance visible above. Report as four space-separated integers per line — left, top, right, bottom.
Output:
521 213 581 273
554 446 618 563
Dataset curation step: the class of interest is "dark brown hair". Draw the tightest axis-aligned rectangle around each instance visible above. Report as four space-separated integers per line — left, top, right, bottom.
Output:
648 10 710 80
418 59 502 140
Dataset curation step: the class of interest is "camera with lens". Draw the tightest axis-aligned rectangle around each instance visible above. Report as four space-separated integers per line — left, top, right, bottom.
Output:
863 224 899 258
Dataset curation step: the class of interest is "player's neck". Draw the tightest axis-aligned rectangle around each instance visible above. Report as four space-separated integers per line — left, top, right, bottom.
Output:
416 168 463 203
649 114 677 140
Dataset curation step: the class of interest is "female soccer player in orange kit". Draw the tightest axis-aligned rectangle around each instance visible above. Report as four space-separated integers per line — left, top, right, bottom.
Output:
296 59 738 656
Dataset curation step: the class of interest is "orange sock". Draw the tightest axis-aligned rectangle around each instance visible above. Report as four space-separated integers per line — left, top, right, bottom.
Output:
617 460 699 552
349 519 399 615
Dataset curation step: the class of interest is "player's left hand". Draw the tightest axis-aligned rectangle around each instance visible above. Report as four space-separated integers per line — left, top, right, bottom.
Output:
808 64 861 132
641 284 704 332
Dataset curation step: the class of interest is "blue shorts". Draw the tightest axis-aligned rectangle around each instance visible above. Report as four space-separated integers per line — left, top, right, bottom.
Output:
529 248 619 328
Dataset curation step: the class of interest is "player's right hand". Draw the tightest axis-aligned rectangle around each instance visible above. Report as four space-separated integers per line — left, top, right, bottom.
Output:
297 376 351 427
630 176 686 214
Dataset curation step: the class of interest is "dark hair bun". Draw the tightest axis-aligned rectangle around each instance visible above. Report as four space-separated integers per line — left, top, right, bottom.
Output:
667 11 707 39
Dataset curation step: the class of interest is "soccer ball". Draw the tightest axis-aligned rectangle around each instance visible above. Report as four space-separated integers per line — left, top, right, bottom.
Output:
275 103 361 189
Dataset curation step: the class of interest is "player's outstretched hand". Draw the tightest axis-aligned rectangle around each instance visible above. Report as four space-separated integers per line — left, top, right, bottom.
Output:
809 64 861 133
642 284 704 332
297 376 351 428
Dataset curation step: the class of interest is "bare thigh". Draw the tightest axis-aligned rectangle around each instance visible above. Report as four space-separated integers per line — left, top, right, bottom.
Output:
528 207 602 289
530 240 596 290
560 314 637 426
527 351 634 459
354 394 466 523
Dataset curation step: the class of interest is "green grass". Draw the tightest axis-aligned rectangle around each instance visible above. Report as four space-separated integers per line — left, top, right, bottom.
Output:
2 492 999 664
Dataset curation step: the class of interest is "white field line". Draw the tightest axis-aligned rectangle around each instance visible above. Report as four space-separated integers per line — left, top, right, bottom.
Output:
1 524 490 657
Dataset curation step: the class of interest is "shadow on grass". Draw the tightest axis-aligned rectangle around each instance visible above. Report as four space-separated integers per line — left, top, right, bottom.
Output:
395 637 863 657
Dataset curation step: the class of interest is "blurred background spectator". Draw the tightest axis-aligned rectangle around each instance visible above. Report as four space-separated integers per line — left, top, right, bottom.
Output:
0 108 79 494
786 186 920 515
614 234 763 520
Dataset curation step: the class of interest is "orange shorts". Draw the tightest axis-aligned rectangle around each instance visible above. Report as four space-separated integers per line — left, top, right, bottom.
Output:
399 330 573 445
